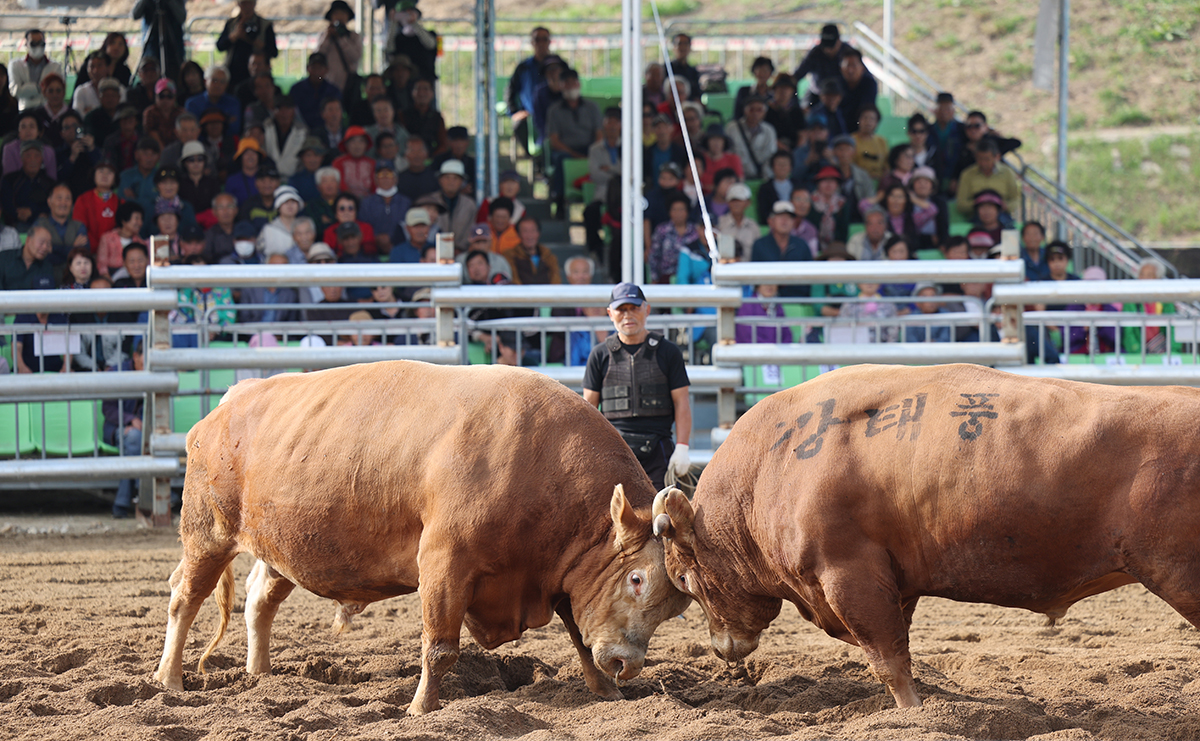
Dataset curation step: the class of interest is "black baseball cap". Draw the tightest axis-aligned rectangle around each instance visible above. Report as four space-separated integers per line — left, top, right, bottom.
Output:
820 24 840 46
609 282 646 310
1045 240 1072 259
153 166 180 184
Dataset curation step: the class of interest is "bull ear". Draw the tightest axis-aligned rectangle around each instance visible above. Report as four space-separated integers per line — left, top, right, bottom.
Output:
663 489 695 545
610 484 644 551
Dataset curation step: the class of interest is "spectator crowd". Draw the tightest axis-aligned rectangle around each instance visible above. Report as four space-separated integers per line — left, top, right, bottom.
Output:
0 14 1161 378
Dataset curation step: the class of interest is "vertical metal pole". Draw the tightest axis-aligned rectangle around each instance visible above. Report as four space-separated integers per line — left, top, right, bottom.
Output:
487 0 500 198
715 233 737 433
883 0 895 107
1056 0 1069 208
630 7 644 285
434 233 457 347
620 0 634 283
366 3 375 73
474 0 486 199
354 0 367 71
146 239 173 528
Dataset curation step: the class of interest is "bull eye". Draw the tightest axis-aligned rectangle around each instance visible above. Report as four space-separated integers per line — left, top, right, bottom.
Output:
630 574 642 586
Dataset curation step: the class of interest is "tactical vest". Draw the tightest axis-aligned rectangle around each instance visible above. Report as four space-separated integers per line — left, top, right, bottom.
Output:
600 332 673 420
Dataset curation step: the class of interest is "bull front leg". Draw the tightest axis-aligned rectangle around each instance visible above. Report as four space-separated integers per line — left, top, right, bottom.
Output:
821 562 922 708
244 560 297 675
409 574 469 715
556 600 622 701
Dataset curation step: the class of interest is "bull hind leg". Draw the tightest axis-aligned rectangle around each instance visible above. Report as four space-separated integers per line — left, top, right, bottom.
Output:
821 563 922 708
409 569 471 715
555 600 622 701
154 549 239 691
244 560 297 675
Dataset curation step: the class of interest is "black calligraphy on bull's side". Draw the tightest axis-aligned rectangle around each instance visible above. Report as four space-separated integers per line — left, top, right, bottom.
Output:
769 413 812 452
795 399 848 460
949 393 1000 441
865 393 927 442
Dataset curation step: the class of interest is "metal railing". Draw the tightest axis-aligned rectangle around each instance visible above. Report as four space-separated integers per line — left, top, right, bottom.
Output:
0 289 178 516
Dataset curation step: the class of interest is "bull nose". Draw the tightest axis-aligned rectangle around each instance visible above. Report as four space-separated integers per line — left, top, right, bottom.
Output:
711 633 735 661
607 657 627 679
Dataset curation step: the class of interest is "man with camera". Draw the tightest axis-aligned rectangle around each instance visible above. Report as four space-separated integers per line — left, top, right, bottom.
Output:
318 1 363 94
216 0 278 90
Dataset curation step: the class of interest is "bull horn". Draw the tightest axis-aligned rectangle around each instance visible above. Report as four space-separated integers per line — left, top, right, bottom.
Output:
652 513 673 537
652 487 671 519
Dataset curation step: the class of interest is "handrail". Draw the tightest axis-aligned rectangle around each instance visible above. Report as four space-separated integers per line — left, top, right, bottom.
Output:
851 19 1185 284
1016 162 1178 278
148 263 462 289
712 260 1024 286
993 279 1200 305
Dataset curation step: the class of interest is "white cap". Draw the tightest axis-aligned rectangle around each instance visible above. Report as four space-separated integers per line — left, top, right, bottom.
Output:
727 183 752 201
439 159 466 177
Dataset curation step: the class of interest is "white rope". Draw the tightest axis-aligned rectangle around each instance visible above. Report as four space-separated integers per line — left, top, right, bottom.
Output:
647 1 720 266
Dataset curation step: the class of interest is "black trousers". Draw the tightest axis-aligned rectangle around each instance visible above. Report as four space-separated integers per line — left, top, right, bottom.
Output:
583 201 605 257
639 438 676 492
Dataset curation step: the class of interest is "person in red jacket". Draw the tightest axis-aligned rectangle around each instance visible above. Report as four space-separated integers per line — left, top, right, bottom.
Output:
332 125 375 199
72 158 123 251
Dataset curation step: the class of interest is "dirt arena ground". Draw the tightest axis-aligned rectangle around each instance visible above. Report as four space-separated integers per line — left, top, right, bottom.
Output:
2 516 1200 741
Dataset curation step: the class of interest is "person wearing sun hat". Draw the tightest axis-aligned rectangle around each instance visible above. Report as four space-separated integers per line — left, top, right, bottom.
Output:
808 164 851 247
425 158 476 252
259 184 307 259
224 136 270 206
332 125 375 199
102 105 142 170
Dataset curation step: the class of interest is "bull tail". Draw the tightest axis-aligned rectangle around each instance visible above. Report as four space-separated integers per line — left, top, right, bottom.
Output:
197 562 236 674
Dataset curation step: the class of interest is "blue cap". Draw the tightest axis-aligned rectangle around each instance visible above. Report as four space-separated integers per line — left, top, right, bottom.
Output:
609 282 646 310
233 221 258 239
807 112 828 128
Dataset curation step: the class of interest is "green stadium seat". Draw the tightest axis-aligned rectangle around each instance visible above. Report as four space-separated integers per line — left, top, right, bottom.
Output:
562 158 589 203
31 400 109 456
584 95 621 113
916 249 944 260
0 402 37 457
946 200 970 224
876 97 892 118
580 77 622 97
467 340 490 365
744 179 763 222
173 370 205 435
948 222 972 237
701 92 735 124
877 116 908 146
847 223 865 240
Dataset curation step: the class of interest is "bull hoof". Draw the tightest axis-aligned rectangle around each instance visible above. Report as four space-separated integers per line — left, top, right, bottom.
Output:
154 672 183 692
407 699 441 716
584 676 623 701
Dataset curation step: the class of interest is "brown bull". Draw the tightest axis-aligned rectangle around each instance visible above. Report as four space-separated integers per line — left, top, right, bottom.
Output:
154 361 690 714
654 363 1200 708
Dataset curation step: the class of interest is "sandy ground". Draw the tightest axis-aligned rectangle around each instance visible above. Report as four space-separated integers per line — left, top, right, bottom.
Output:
2 516 1200 740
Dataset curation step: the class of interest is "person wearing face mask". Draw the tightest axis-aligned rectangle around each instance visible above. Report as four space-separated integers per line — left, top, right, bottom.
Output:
11 29 63 111
220 221 262 265
359 162 412 254
546 68 602 218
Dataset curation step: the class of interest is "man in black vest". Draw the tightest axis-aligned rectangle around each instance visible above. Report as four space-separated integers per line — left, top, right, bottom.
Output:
583 283 691 489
